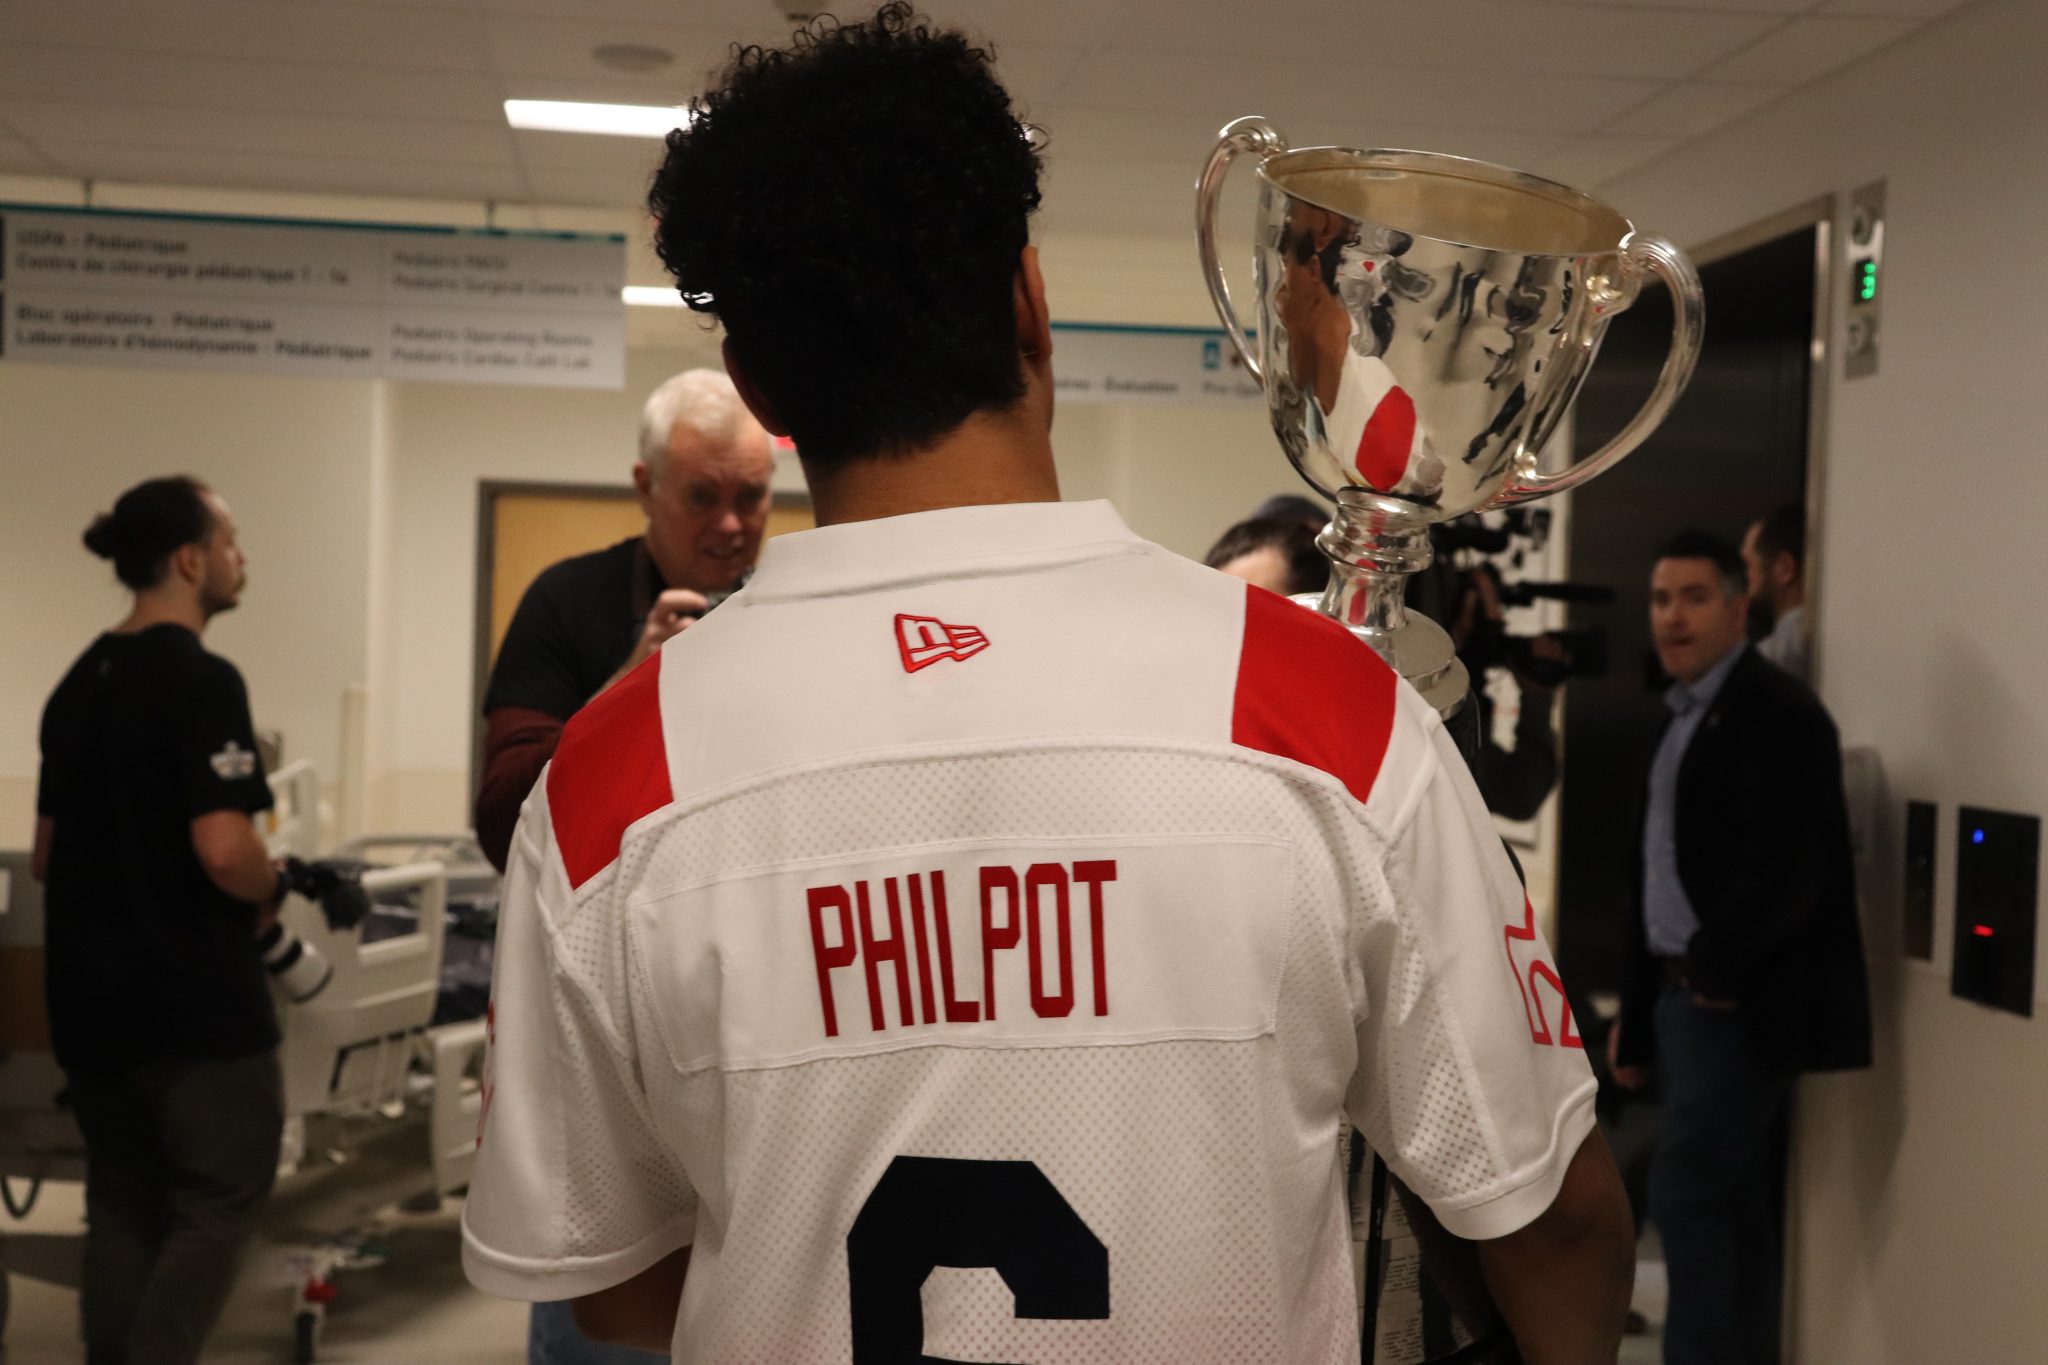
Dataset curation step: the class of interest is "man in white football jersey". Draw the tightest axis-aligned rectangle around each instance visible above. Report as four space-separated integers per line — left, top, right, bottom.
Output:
461 6 1634 1361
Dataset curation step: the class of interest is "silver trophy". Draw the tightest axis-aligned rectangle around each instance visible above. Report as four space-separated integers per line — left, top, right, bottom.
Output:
1197 116 1705 717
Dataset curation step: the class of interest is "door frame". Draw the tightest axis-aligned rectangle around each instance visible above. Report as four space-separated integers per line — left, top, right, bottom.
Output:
470 478 638 791
1674 195 1839 1365
1687 194 1838 688
468 478 812 795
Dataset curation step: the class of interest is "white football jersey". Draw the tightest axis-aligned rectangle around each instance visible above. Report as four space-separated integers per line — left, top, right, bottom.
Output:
462 500 1595 1363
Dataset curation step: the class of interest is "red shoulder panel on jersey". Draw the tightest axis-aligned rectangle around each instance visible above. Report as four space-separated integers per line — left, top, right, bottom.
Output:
546 651 673 890
1231 584 1398 805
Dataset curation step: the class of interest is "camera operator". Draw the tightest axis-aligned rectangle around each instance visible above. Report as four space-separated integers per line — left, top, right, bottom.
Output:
1411 513 1614 820
473 369 775 878
33 476 290 1365
1448 562 1562 822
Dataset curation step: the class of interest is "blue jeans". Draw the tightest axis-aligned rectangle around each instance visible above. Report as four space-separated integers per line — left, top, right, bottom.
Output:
1648 988 1794 1365
530 1300 670 1364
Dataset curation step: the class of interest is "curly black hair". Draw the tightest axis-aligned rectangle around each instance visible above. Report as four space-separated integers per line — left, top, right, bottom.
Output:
647 3 1043 465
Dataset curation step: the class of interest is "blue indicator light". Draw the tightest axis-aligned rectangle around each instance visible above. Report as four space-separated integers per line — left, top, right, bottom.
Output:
1972 829 1986 845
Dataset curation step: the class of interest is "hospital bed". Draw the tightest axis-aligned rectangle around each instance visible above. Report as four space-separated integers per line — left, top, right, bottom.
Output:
0 763 498 1363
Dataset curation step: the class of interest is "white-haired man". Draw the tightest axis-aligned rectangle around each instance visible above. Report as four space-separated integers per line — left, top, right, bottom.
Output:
474 368 773 874
475 368 772 1364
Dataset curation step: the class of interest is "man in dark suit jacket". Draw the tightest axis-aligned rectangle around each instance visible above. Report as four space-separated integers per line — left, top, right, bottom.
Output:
1607 530 1871 1365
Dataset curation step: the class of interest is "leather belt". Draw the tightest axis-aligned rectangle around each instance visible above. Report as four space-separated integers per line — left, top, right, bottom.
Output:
1659 955 1694 990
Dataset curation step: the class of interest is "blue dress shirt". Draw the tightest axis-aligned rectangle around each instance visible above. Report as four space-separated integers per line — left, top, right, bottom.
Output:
1642 643 1747 957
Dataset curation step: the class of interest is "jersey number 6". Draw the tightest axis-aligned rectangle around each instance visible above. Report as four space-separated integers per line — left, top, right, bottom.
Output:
848 1155 1110 1363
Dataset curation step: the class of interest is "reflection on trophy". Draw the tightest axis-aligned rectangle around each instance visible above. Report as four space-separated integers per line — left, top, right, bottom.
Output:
1197 115 1706 719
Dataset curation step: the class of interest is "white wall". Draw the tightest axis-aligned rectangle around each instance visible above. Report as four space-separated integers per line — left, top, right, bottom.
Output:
1597 1 2047 1358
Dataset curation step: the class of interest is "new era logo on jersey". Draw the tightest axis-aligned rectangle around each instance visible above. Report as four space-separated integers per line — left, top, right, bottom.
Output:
895 613 990 673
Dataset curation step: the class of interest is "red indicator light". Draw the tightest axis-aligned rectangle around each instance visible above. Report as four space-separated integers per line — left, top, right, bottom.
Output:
1973 925 1995 938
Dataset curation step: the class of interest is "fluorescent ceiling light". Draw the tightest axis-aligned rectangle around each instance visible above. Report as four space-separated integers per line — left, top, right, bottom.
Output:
622 286 685 308
505 99 690 138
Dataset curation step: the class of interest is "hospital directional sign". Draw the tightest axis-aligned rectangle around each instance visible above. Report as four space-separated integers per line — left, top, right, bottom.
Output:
1049 322 1263 405
0 204 627 390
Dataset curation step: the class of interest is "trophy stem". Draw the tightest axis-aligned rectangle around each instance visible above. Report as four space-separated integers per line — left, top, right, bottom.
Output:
1310 492 1470 719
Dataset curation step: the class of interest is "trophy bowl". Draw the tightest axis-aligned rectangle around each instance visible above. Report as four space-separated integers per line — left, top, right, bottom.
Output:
1198 116 1705 715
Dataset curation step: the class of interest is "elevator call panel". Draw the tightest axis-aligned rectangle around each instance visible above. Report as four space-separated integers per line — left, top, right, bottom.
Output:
1845 179 1886 380
1950 806 2038 1017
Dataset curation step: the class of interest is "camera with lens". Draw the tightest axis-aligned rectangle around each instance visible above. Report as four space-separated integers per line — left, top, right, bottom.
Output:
255 857 373 1004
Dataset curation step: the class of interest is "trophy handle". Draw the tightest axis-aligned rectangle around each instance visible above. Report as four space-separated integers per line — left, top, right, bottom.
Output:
1489 232 1705 506
1196 115 1289 384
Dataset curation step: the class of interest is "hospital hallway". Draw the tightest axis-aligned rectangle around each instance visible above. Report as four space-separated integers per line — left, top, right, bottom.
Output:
6 0 2048 1361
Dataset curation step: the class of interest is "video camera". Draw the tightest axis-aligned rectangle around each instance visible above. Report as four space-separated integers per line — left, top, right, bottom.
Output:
1429 512 1614 688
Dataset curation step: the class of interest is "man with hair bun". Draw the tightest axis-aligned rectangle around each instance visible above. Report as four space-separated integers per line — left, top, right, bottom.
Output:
34 475 290 1365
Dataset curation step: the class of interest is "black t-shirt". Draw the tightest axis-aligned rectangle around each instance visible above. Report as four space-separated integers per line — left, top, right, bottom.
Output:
483 537 663 720
36 625 278 1072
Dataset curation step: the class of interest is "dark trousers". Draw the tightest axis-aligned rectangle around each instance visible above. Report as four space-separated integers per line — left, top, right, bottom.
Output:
67 1049 284 1365
530 1299 671 1363
1648 989 1793 1365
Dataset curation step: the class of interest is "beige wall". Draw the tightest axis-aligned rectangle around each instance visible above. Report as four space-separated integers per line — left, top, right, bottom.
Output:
0 362 376 840
1597 1 2047 1358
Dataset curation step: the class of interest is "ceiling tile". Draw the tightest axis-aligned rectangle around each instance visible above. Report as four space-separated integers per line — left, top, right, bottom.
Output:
1028 104 1242 164
0 45 505 124
7 0 490 72
991 0 1133 49
1817 0 1970 14
0 99 515 168
483 14 756 83
1608 80 1787 137
1035 103 1568 181
1096 0 1782 79
524 167 657 208
0 124 56 175
985 44 1094 107
27 141 530 203
377 0 772 19
512 129 669 174
1699 14 1917 82
1544 0 1821 11
1060 49 1665 134
1521 133 1680 190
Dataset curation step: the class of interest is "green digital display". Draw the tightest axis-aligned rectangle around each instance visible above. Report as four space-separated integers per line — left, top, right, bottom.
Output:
1855 258 1879 304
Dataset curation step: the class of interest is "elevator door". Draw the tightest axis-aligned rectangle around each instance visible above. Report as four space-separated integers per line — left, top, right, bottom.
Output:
1556 224 1820 993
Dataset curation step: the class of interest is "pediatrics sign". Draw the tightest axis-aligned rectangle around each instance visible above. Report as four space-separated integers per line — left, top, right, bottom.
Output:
0 204 626 390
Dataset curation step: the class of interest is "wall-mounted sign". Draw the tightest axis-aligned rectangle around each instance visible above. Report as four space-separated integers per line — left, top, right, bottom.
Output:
1050 322 1262 405
0 204 626 390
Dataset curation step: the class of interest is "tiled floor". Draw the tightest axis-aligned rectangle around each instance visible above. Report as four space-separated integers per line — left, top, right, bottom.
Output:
5 1181 1671 1364
1 1181 526 1364
1621 1254 1668 1364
